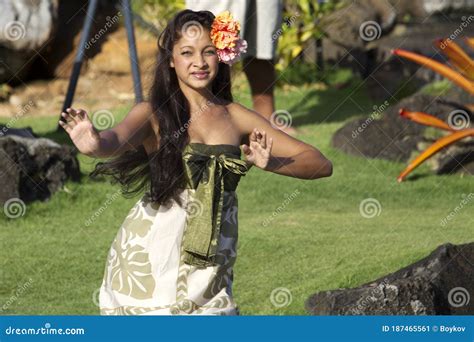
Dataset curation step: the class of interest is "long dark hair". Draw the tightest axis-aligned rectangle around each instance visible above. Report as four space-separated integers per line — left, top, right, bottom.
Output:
90 9 233 207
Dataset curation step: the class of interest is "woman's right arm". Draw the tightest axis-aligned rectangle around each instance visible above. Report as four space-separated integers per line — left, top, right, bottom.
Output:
59 102 155 158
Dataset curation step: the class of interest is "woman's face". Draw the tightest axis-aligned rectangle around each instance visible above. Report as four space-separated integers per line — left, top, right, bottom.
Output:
170 25 219 91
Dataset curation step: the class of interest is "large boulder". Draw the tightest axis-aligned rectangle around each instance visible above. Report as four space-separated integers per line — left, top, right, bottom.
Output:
0 127 80 204
316 0 397 76
0 0 120 84
389 0 474 17
0 0 56 51
30 0 121 80
305 0 474 101
306 242 474 315
331 87 474 176
0 0 58 83
365 19 474 101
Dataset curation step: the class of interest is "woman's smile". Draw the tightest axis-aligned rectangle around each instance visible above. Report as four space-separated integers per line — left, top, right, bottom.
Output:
191 71 210 79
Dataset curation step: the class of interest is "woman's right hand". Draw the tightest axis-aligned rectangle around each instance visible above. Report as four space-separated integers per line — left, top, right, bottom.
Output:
59 108 101 157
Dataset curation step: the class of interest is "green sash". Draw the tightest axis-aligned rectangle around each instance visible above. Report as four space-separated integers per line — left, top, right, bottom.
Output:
181 144 250 268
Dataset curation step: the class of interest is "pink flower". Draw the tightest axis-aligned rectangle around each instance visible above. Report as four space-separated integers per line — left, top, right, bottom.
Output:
217 38 248 65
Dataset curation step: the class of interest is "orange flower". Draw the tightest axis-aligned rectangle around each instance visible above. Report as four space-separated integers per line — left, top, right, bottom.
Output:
211 30 239 49
392 48 474 94
211 11 240 49
211 10 240 34
210 10 247 65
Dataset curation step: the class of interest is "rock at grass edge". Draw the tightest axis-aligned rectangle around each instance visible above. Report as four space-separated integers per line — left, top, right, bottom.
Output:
0 132 80 204
305 242 474 315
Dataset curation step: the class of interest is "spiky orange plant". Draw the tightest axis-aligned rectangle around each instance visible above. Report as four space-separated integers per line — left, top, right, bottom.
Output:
391 38 474 182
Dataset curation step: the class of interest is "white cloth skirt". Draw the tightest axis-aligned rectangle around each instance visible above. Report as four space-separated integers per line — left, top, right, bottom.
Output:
99 188 240 315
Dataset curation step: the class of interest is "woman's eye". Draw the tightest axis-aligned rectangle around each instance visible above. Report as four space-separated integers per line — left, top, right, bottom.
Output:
205 50 216 55
181 51 192 56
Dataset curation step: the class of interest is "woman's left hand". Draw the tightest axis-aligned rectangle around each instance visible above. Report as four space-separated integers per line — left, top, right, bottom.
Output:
241 128 273 170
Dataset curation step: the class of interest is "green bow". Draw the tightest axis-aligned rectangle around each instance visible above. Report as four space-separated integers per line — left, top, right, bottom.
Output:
182 148 249 268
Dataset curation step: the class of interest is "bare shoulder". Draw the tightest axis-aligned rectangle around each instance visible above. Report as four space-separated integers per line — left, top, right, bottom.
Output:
225 102 264 132
226 101 318 157
224 102 332 179
226 101 254 119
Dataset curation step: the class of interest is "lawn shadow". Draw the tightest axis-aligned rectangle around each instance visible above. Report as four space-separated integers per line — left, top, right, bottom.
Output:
403 173 440 182
38 128 73 146
289 80 373 127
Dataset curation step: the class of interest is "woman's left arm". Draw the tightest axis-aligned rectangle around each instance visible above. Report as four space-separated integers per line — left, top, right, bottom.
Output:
229 103 333 180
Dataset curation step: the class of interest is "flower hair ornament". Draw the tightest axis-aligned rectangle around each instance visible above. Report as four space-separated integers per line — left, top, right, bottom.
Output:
210 11 247 65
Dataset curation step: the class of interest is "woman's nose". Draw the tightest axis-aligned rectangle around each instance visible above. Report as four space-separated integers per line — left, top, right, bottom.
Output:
193 54 208 68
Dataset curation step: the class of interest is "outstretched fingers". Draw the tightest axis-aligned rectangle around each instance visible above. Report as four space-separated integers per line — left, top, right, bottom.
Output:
58 118 72 134
267 136 273 154
59 107 85 133
67 108 81 124
76 108 88 120
249 128 258 143
260 130 267 149
254 129 271 152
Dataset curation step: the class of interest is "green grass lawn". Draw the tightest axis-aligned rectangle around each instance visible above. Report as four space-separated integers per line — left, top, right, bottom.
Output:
0 79 472 315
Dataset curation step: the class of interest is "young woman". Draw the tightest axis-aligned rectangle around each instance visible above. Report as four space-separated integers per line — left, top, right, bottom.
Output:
59 9 332 315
